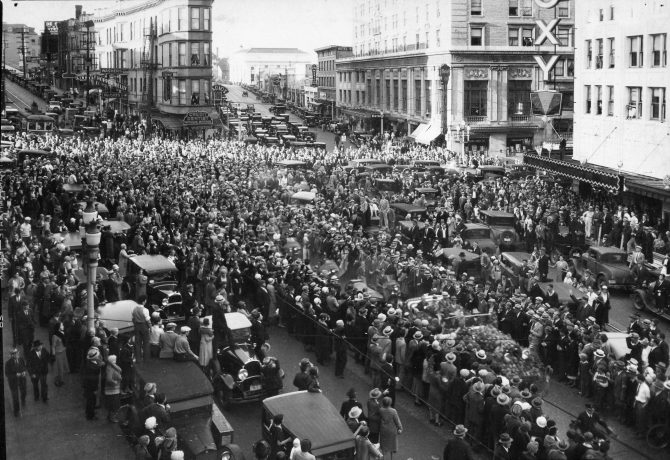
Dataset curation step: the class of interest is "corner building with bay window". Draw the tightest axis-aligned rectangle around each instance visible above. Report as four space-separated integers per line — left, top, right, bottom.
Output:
94 0 214 131
336 0 574 156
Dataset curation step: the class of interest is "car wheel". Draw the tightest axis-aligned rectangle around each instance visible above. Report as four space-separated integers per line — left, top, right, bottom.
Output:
632 292 646 311
646 424 670 449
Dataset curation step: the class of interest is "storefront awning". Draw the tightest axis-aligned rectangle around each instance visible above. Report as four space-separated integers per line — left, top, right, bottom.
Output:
523 153 624 192
410 123 429 139
416 123 442 145
153 116 182 130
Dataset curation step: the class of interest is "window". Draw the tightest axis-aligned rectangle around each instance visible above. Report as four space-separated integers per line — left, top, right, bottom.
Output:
520 0 532 16
436 29 441 47
596 86 602 114
610 6 615 20
202 80 210 104
585 40 592 69
651 87 666 120
652 33 667 67
393 79 398 110
557 27 571 47
627 87 642 119
521 27 534 47
596 39 603 68
508 80 531 117
552 59 565 77
608 38 615 68
508 28 519 46
558 3 569 18
470 0 482 16
203 8 210 30
178 7 187 30
599 9 604 21
585 85 592 113
178 80 186 105
607 86 614 116
178 42 186 66
191 80 200 105
191 43 200 65
203 43 210 66
436 1 440 17
629 36 643 67
385 79 391 110
464 80 487 117
168 43 173 66
509 0 519 16
470 26 483 46
191 8 200 30
414 80 421 115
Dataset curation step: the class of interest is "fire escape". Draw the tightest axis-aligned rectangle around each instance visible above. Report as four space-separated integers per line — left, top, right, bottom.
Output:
140 19 157 135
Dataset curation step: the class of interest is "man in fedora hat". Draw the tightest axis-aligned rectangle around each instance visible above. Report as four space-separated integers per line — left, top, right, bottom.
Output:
493 433 513 459
26 340 50 403
442 425 475 460
5 348 28 417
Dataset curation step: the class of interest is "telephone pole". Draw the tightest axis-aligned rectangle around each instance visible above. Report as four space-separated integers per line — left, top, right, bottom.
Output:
19 27 28 80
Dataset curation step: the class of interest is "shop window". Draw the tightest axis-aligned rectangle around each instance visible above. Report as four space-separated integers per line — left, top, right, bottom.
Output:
464 80 487 117
508 80 531 117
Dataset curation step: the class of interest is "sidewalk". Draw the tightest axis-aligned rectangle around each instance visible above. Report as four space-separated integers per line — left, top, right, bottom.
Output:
2 290 134 460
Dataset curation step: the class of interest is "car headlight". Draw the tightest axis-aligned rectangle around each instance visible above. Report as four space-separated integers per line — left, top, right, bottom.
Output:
238 369 249 381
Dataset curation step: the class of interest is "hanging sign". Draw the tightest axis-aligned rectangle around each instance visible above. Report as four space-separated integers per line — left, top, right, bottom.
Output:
533 0 564 80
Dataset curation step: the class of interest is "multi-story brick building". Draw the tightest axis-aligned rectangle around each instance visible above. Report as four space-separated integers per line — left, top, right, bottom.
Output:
315 45 352 119
94 0 215 132
337 0 574 156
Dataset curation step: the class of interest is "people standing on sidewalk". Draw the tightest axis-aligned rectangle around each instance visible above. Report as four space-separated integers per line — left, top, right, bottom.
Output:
51 321 69 386
26 340 50 403
83 346 105 420
104 355 122 422
379 396 402 460
366 388 382 443
5 348 28 417
442 425 475 460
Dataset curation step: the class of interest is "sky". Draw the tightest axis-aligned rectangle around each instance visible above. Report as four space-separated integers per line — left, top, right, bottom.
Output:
3 0 354 59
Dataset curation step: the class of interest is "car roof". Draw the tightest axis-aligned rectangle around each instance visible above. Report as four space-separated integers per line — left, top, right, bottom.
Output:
415 187 438 193
128 255 177 274
390 203 426 212
291 191 316 201
480 210 515 218
225 312 251 330
441 248 480 260
263 391 355 457
96 300 141 334
135 360 213 407
463 223 490 230
501 251 533 264
589 246 627 255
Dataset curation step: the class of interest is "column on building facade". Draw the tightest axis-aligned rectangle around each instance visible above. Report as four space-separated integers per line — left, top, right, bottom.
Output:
372 70 378 108
380 68 386 110
431 71 439 121
488 67 497 122
452 67 463 124
406 68 412 115
389 69 395 113
500 67 509 122
420 67 426 118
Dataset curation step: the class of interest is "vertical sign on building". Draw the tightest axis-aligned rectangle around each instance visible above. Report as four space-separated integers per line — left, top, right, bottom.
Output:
533 0 562 80
311 64 317 87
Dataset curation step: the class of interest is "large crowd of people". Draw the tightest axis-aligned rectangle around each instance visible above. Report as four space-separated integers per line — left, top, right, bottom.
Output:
2 129 670 460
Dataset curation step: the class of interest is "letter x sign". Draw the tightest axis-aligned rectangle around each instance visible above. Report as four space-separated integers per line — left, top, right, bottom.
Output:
534 18 561 46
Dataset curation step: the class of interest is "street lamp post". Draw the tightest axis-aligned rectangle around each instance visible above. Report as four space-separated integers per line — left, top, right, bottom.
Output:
81 200 100 334
456 121 471 166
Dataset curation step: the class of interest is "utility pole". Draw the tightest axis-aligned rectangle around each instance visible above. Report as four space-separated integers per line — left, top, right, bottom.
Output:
85 21 95 108
19 27 28 80
2 41 7 113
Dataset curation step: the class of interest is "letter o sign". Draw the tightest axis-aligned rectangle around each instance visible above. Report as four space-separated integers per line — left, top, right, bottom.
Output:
534 0 560 8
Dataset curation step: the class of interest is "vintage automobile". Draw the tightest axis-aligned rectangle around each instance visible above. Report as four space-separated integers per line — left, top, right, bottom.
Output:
261 392 355 459
96 299 140 335
209 312 283 408
438 248 481 280
571 246 660 289
459 223 498 254
411 160 442 170
290 191 316 208
478 210 520 251
414 187 439 209
130 360 233 459
631 279 670 319
372 178 402 195
390 202 427 222
127 255 183 322
537 282 578 311
499 251 534 289
552 225 588 262
345 279 385 304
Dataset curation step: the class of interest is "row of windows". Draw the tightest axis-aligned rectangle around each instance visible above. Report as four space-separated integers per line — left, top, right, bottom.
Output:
98 41 210 69
586 34 667 70
471 0 571 19
160 78 211 105
99 7 210 46
319 60 335 71
338 79 431 116
584 85 666 121
469 25 573 47
355 0 440 39
355 30 441 55
318 77 335 88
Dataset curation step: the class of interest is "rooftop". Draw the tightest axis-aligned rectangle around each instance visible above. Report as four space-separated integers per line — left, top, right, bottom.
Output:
238 47 310 55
